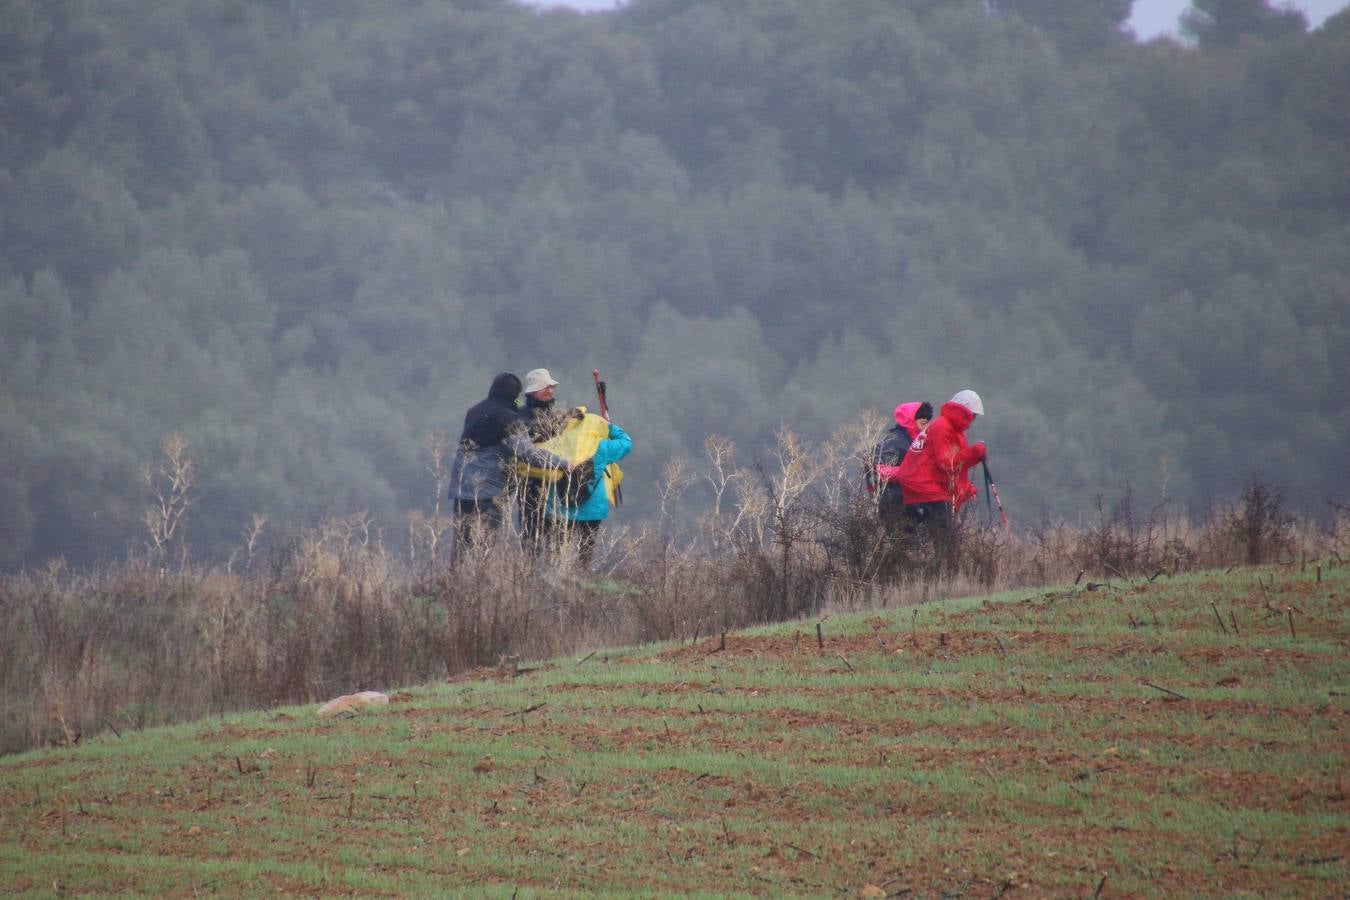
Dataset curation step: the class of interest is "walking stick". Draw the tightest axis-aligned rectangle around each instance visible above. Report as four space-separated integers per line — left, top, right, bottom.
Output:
982 459 1014 544
592 369 610 421
592 369 621 505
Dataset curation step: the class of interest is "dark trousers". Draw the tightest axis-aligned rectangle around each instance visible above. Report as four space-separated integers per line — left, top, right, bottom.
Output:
519 480 553 555
903 501 955 573
878 487 907 532
453 498 503 550
575 520 601 567
550 519 602 567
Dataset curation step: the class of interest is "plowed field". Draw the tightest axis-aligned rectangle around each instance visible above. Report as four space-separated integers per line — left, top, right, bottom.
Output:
3 566 1346 896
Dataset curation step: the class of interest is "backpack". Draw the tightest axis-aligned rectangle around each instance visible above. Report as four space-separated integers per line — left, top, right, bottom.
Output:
517 410 623 508
555 457 597 508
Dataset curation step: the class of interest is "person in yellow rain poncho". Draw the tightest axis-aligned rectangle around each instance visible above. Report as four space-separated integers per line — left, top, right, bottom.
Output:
520 410 629 567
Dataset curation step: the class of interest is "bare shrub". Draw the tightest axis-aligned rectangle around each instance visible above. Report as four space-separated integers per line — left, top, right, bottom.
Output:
225 512 269 574
1076 488 1138 577
1313 502 1350 563
615 527 728 644
1067 486 1187 580
1015 521 1079 585
811 486 889 582
955 518 1006 589
1231 474 1295 565
1197 474 1296 567
2 429 1335 756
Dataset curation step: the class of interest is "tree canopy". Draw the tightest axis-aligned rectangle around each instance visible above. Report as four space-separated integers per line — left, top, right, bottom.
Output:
1 0 1347 569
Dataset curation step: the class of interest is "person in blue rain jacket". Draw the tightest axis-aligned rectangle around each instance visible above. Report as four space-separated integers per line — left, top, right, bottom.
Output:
547 421 631 567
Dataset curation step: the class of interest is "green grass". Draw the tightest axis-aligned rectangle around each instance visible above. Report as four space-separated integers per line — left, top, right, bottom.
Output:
2 564 1346 896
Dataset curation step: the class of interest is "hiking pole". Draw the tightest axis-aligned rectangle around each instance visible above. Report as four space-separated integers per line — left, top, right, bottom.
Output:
982 459 1015 544
592 369 610 422
592 368 621 505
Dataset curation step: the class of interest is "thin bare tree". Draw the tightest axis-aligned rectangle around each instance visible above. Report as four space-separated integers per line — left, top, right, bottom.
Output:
142 432 194 569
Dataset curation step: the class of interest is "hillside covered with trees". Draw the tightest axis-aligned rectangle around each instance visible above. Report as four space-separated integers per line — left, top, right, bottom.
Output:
1 0 1347 569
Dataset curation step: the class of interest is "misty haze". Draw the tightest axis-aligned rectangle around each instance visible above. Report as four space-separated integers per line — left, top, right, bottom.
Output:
1 0 1347 570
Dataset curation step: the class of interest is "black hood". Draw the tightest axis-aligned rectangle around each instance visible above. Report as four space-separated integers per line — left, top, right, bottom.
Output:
459 373 526 449
488 372 522 404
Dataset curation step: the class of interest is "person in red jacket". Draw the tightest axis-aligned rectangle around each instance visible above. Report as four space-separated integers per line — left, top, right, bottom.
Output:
889 389 987 570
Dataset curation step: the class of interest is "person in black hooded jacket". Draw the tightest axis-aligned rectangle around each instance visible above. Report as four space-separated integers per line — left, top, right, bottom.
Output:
447 373 570 547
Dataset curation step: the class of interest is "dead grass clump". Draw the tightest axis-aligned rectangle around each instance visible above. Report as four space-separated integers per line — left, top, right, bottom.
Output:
1 427 1337 755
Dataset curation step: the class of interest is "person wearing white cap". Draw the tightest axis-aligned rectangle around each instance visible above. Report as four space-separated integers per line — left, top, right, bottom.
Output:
894 389 987 571
518 368 565 552
521 368 560 408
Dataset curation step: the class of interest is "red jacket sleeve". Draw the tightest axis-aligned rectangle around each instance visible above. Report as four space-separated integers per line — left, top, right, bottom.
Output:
956 441 986 468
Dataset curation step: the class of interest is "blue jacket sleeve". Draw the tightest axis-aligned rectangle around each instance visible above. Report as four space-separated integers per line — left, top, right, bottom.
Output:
594 423 632 468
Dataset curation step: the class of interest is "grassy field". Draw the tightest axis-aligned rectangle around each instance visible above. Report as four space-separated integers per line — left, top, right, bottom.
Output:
2 565 1346 896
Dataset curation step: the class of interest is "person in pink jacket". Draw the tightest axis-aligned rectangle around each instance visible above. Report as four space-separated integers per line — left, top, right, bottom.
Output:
869 400 932 530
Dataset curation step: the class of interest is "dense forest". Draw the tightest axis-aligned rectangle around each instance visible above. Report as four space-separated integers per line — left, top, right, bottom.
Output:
1 0 1347 570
